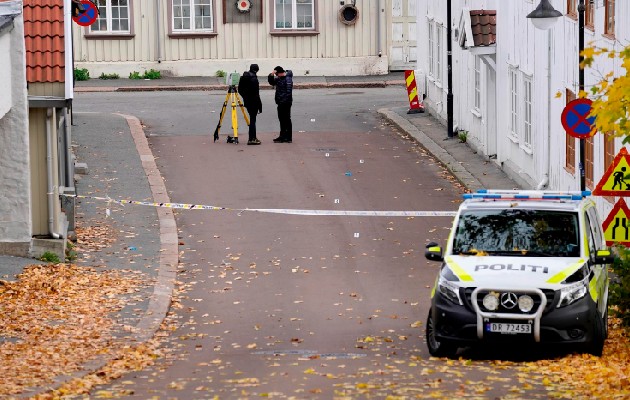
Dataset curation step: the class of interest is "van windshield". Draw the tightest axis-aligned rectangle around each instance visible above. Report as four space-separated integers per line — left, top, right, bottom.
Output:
451 209 580 257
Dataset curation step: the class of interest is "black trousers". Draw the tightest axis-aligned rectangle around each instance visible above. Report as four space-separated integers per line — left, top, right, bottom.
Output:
246 106 258 141
277 102 292 141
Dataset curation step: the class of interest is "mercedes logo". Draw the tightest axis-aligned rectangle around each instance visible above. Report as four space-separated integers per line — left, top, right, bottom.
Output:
500 292 518 309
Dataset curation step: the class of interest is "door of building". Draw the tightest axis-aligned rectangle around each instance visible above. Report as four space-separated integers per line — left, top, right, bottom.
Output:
390 0 417 71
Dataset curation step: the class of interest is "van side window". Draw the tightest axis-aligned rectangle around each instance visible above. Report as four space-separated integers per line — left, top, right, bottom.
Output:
586 208 604 249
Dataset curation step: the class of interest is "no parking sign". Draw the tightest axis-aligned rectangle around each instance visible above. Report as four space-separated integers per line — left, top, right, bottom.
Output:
72 0 99 27
561 98 596 139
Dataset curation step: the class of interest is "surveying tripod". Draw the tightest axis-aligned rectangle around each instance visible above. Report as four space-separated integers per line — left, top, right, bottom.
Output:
213 85 250 144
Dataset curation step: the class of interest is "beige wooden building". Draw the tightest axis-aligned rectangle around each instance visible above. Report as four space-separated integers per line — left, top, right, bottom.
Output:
72 0 418 77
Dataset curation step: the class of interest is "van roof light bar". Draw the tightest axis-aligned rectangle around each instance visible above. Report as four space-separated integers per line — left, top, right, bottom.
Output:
463 190 591 201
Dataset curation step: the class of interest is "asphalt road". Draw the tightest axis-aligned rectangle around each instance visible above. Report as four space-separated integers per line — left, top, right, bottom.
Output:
74 89 553 398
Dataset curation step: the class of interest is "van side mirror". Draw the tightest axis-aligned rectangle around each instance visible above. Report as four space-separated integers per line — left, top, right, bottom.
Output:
425 242 443 262
591 249 616 265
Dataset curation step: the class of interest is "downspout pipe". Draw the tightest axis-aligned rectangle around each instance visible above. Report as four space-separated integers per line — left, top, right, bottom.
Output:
156 0 163 63
47 108 60 239
377 0 382 57
537 28 553 189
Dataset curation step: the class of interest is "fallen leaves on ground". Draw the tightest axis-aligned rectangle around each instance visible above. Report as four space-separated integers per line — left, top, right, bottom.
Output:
519 317 630 399
0 263 148 397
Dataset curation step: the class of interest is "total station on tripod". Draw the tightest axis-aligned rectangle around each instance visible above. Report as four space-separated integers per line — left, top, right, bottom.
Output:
213 72 250 144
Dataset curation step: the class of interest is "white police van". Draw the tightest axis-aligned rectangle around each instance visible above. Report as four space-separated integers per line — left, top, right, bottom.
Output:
424 190 613 357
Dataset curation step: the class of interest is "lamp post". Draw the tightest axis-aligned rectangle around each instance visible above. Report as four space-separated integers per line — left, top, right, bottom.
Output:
527 0 586 192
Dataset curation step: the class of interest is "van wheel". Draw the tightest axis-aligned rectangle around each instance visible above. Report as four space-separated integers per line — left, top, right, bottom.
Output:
426 311 458 358
586 309 606 357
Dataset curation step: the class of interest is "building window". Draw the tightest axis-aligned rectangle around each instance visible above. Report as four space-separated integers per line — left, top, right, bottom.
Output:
585 0 594 29
523 74 533 150
509 67 519 141
585 135 594 188
565 90 576 172
436 24 442 83
605 0 615 37
428 22 434 77
567 0 577 18
91 0 130 32
474 56 481 110
274 0 314 30
172 0 213 32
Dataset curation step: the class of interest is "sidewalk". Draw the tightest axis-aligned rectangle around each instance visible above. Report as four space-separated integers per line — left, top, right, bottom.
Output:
0 73 520 397
73 72 408 92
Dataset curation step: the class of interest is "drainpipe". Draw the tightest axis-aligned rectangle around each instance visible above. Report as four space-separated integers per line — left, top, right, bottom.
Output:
377 0 382 58
156 0 163 63
537 28 552 190
47 108 61 239
63 107 73 185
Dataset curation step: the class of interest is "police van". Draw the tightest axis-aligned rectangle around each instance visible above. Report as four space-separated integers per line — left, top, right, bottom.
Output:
424 190 613 357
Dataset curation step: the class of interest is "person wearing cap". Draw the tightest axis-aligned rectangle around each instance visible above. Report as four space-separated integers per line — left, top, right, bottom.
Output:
238 63 263 145
268 66 293 143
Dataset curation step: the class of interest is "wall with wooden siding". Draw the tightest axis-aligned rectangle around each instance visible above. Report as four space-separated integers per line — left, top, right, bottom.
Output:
73 0 388 76
29 107 48 236
28 82 64 97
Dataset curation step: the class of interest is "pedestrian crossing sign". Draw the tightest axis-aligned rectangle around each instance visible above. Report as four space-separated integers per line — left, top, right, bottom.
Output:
602 198 630 246
593 147 630 196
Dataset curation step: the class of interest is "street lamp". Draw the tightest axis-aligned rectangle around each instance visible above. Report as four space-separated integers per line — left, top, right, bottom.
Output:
528 0 586 192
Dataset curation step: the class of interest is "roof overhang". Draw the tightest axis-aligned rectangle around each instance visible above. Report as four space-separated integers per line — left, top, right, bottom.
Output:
28 96 70 108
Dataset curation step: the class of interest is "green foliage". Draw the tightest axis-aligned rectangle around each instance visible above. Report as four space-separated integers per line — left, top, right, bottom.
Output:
99 72 120 80
457 130 468 143
130 69 162 80
611 245 630 328
65 241 77 262
40 251 61 264
74 68 90 81
143 69 162 79
215 70 226 78
584 45 630 139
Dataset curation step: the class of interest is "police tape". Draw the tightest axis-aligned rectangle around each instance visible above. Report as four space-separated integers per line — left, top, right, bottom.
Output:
62 194 457 217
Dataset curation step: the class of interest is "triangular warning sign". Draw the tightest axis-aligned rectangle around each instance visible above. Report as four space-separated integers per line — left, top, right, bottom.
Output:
593 147 630 196
602 198 630 247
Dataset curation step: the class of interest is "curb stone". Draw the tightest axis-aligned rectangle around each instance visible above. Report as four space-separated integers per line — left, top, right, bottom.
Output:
20 115 178 398
377 108 484 193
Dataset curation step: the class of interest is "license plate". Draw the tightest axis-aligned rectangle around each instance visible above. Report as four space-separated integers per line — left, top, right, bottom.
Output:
485 322 531 334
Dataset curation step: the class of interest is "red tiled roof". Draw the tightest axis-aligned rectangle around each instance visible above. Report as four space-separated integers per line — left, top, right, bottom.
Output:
23 0 64 83
470 10 496 47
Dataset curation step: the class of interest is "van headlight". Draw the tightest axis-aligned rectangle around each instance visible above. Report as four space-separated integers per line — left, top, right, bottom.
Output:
558 280 588 308
437 269 462 305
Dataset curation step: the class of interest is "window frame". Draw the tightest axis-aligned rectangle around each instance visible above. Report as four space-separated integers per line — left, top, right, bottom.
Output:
565 90 577 173
269 0 319 36
604 0 615 38
509 66 519 142
567 0 577 18
86 0 134 39
522 73 533 151
585 0 594 30
436 23 443 83
167 0 217 37
428 21 435 77
473 56 481 111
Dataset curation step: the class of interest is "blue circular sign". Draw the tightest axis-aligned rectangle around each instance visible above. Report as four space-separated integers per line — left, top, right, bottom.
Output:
72 1 99 27
561 98 596 139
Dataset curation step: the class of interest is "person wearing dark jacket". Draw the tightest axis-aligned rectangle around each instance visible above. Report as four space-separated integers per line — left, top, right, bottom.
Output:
238 64 263 145
268 66 293 143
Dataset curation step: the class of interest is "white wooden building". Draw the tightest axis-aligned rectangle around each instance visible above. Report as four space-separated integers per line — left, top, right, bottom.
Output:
0 0 31 257
416 0 629 218
72 0 421 77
